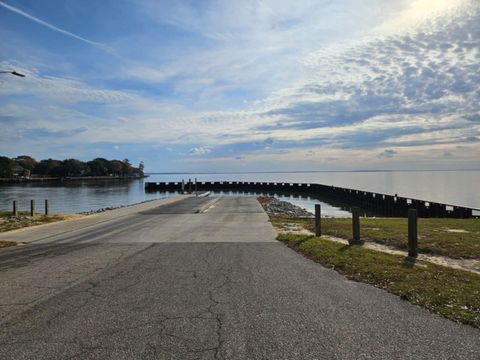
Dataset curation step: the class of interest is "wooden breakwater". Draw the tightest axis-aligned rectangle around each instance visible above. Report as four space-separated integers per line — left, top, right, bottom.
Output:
145 181 478 218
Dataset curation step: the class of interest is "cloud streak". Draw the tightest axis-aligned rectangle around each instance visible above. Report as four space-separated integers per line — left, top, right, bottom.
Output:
0 0 105 50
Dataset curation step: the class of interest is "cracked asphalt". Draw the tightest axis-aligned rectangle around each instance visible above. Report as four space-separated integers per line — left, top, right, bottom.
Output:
0 196 479 359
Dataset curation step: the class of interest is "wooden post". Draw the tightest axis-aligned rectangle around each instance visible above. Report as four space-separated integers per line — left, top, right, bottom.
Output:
30 199 35 217
181 179 185 194
408 209 418 257
315 204 321 236
188 178 192 193
13 200 18 216
352 207 360 243
195 178 198 193
45 199 49 216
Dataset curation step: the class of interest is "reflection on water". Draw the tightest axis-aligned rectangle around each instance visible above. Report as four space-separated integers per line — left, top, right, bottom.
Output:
0 170 478 215
0 179 165 214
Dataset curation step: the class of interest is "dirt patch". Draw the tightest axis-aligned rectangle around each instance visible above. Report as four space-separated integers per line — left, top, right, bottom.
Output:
279 223 313 235
442 228 470 233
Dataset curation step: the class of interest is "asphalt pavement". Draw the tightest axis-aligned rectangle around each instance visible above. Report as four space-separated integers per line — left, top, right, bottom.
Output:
0 196 478 359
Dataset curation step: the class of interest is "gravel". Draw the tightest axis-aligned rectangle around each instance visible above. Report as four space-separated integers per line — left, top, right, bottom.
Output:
78 198 163 215
258 196 313 218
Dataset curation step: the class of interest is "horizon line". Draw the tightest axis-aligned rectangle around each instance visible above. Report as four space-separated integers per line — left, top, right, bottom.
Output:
146 169 480 175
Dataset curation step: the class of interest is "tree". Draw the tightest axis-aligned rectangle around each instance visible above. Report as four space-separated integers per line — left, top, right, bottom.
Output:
2 155 144 178
0 156 14 178
87 158 109 176
122 159 133 176
33 159 61 176
57 159 87 177
109 160 124 176
14 155 37 171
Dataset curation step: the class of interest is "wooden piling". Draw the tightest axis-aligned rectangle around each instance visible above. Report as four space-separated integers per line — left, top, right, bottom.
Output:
13 200 18 216
30 199 35 217
315 204 321 236
408 209 418 257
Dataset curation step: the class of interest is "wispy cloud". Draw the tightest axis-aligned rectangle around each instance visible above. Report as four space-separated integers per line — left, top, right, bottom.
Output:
0 0 106 50
0 0 479 171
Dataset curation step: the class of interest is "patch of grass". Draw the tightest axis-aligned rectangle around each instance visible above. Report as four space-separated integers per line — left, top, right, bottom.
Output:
270 215 312 230
0 213 68 233
0 210 31 216
271 216 480 259
0 240 17 248
278 233 480 328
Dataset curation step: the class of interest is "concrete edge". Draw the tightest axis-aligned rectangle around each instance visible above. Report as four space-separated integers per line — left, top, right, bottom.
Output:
0 195 191 239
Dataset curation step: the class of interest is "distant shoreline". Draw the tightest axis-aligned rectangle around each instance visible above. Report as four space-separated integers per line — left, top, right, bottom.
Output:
0 175 148 183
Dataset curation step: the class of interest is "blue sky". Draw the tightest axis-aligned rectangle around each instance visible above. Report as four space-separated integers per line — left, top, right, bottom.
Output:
0 0 479 172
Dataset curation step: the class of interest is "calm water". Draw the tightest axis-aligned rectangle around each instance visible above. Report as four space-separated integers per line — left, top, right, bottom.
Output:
0 171 479 216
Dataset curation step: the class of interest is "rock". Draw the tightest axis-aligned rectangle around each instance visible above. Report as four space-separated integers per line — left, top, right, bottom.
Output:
258 196 314 218
78 198 161 215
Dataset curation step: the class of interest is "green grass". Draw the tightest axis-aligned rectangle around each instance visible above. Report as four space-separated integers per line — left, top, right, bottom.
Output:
271 216 480 259
278 233 480 328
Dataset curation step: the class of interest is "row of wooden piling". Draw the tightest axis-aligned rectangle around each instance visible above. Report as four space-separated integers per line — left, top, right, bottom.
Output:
314 205 418 257
11 200 49 216
145 181 477 218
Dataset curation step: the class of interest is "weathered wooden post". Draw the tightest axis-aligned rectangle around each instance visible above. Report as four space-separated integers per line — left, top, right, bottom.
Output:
195 177 198 193
315 204 321 236
351 207 360 243
408 209 418 257
30 199 35 217
13 200 18 216
44 199 49 216
181 179 185 194
188 178 192 193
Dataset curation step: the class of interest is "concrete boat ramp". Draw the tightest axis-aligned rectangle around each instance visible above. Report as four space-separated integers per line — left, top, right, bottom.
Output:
0 196 478 359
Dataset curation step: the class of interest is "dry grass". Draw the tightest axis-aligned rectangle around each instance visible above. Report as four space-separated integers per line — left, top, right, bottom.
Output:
0 211 83 234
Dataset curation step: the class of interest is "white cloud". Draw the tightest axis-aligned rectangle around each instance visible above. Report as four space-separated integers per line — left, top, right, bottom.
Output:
189 147 211 156
1 0 479 170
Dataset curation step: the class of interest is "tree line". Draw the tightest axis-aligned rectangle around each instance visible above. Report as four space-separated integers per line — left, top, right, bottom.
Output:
0 155 145 178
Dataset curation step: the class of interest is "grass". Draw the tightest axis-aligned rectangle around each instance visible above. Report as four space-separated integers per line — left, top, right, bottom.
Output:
278 233 480 328
0 240 17 248
271 216 480 259
0 211 79 248
0 211 70 234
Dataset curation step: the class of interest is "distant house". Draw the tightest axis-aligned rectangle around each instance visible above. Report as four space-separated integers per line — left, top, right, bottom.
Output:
11 164 26 178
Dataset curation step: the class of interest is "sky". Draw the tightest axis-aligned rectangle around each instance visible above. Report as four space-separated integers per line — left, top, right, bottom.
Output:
0 0 479 172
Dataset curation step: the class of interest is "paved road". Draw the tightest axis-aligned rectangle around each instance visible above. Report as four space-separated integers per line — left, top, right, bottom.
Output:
0 196 478 359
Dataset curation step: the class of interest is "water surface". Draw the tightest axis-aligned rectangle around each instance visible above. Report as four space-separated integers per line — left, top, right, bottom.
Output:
0 170 478 216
